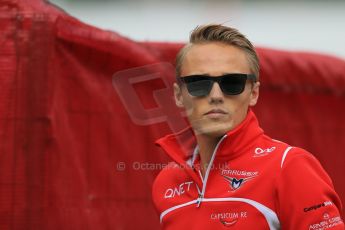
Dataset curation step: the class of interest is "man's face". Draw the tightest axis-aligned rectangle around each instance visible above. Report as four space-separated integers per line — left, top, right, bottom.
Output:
174 42 260 138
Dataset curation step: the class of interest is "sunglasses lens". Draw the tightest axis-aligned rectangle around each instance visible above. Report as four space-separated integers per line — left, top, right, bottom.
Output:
186 79 213 97
221 75 247 95
180 74 251 96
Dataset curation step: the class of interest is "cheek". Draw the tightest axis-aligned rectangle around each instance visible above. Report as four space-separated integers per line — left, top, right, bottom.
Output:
225 91 252 113
184 99 200 118
181 94 205 119
180 91 193 110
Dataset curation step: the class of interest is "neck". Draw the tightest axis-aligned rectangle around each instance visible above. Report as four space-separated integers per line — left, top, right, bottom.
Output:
195 134 222 177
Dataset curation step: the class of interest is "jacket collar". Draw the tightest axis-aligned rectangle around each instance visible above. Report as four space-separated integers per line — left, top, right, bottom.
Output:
155 109 264 165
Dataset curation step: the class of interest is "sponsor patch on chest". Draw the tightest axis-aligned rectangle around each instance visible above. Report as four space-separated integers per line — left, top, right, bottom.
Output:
164 181 194 199
221 169 258 191
210 211 248 227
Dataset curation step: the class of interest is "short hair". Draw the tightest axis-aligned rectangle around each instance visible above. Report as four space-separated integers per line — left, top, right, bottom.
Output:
176 24 260 80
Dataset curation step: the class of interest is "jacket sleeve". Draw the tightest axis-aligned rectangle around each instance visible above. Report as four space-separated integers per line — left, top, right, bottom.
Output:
276 147 344 229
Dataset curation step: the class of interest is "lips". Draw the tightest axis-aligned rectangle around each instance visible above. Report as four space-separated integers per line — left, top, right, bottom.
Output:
204 108 228 115
203 108 228 120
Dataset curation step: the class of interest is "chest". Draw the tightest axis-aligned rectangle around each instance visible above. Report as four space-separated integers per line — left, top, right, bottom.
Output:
159 161 280 229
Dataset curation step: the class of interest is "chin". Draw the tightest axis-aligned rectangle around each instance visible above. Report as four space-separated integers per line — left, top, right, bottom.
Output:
194 122 232 138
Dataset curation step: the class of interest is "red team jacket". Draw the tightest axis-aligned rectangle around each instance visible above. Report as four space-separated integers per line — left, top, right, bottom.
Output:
152 110 344 229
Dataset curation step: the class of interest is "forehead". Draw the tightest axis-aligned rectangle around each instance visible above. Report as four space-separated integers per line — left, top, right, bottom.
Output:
181 42 251 76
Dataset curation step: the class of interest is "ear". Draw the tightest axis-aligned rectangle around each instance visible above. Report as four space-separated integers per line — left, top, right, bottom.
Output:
249 81 260 106
173 83 184 108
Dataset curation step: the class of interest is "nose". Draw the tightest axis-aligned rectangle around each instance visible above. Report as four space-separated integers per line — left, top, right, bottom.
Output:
208 82 224 103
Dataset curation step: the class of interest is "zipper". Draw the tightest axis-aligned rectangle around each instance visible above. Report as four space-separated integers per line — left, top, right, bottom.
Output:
196 193 203 207
195 134 228 207
195 184 202 207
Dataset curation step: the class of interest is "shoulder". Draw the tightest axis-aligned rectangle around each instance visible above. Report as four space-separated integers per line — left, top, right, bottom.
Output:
275 145 338 202
255 135 324 171
274 147 344 229
252 136 334 187
151 162 189 211
280 146 331 181
152 162 182 187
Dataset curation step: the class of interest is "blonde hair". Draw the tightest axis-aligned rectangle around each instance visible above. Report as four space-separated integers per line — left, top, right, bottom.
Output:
176 24 259 79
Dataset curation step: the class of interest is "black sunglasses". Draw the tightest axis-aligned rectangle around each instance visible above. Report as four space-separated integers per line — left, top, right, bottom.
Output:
178 73 257 97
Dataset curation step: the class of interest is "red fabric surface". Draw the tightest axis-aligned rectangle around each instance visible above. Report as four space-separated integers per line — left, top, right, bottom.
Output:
0 0 344 229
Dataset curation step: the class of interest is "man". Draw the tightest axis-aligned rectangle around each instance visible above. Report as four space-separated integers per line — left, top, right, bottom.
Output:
152 24 344 229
